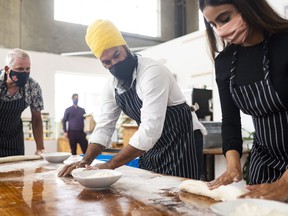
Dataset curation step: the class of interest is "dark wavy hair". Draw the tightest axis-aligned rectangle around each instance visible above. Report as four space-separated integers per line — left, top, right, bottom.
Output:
199 0 288 59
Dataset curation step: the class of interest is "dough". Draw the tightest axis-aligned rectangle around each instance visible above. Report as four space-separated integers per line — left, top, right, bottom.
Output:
179 179 246 201
0 155 41 163
231 203 288 216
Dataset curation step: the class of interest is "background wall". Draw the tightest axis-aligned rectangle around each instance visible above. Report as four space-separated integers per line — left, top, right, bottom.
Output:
0 0 200 54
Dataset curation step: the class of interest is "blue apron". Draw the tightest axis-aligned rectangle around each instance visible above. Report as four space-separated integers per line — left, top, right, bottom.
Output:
115 81 199 179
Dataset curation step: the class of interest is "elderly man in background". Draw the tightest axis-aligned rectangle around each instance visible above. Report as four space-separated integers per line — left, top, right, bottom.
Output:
59 20 200 179
0 48 45 157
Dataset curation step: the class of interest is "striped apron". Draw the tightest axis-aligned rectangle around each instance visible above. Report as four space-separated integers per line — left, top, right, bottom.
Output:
0 88 26 157
115 81 199 179
230 38 288 184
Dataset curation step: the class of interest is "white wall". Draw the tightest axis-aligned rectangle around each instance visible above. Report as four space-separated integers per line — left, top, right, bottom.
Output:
25 140 57 155
267 0 288 17
139 30 214 90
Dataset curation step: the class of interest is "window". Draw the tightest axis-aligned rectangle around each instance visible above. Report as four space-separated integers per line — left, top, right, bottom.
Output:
198 9 205 31
55 72 108 122
54 0 160 37
285 5 288 18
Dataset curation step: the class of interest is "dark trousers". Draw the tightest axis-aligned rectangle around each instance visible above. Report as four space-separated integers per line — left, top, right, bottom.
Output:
68 130 88 155
194 129 204 179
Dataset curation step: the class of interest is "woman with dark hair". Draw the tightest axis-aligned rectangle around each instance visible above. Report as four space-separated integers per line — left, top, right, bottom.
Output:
199 0 288 201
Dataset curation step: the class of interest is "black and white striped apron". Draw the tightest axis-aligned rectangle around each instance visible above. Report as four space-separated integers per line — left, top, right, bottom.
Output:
0 88 26 157
115 81 199 179
230 38 288 184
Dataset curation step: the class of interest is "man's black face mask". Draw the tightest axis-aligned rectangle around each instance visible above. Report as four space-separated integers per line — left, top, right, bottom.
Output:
109 53 137 82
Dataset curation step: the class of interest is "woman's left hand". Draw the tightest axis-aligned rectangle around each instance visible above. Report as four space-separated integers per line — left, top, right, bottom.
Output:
239 178 288 202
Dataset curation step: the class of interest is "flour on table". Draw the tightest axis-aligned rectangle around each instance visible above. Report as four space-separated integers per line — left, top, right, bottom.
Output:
179 179 246 201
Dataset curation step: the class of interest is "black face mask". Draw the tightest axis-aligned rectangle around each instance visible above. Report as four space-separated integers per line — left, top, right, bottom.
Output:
109 53 138 82
9 70 30 87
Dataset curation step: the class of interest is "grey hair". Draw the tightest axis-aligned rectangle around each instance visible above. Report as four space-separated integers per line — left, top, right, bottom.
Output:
5 48 30 68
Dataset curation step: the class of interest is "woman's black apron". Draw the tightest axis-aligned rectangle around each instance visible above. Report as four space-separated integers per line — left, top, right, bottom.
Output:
0 87 26 157
229 38 288 184
115 81 199 179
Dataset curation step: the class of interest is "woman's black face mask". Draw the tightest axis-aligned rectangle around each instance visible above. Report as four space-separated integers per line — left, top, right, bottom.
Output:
109 53 137 82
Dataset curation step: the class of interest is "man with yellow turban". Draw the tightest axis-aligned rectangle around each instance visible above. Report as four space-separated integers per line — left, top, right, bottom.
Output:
59 20 200 179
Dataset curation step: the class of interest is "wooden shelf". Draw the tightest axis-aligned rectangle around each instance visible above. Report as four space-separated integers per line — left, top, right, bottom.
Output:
22 115 53 140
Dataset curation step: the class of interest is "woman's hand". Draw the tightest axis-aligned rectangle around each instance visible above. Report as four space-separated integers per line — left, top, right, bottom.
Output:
207 150 242 189
240 171 288 202
207 167 242 189
58 160 89 177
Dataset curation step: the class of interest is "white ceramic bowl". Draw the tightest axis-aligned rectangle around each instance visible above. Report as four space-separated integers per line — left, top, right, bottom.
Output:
41 152 71 163
71 168 122 189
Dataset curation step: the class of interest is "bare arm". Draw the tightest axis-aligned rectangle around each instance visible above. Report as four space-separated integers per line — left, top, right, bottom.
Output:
31 110 45 155
98 144 145 170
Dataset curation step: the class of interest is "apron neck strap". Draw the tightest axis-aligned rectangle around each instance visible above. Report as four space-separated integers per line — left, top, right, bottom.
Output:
230 35 271 89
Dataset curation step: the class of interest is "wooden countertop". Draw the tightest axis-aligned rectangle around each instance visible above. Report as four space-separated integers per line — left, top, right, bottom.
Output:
0 158 219 215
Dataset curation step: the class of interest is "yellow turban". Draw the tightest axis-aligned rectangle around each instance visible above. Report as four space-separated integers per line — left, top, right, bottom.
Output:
85 19 127 59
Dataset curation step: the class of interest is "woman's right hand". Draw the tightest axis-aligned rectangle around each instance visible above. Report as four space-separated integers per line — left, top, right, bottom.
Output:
207 150 242 189
58 160 89 177
207 167 242 190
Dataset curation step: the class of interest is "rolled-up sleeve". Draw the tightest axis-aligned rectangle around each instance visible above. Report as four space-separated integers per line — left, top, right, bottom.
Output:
89 78 121 147
129 64 172 151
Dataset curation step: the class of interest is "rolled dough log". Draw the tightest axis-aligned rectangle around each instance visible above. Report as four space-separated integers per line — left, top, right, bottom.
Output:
179 179 246 201
0 155 41 163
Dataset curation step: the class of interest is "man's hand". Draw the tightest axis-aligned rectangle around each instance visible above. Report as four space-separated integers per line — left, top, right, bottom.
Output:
58 160 89 177
239 180 288 202
35 149 45 156
239 171 288 202
85 162 111 170
64 132 68 139
58 143 105 177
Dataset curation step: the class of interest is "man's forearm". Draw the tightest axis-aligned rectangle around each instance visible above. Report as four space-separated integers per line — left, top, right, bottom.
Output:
32 118 44 150
82 143 106 164
107 144 145 169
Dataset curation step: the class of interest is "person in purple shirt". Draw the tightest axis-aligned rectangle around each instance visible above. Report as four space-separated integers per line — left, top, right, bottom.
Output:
62 93 88 155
